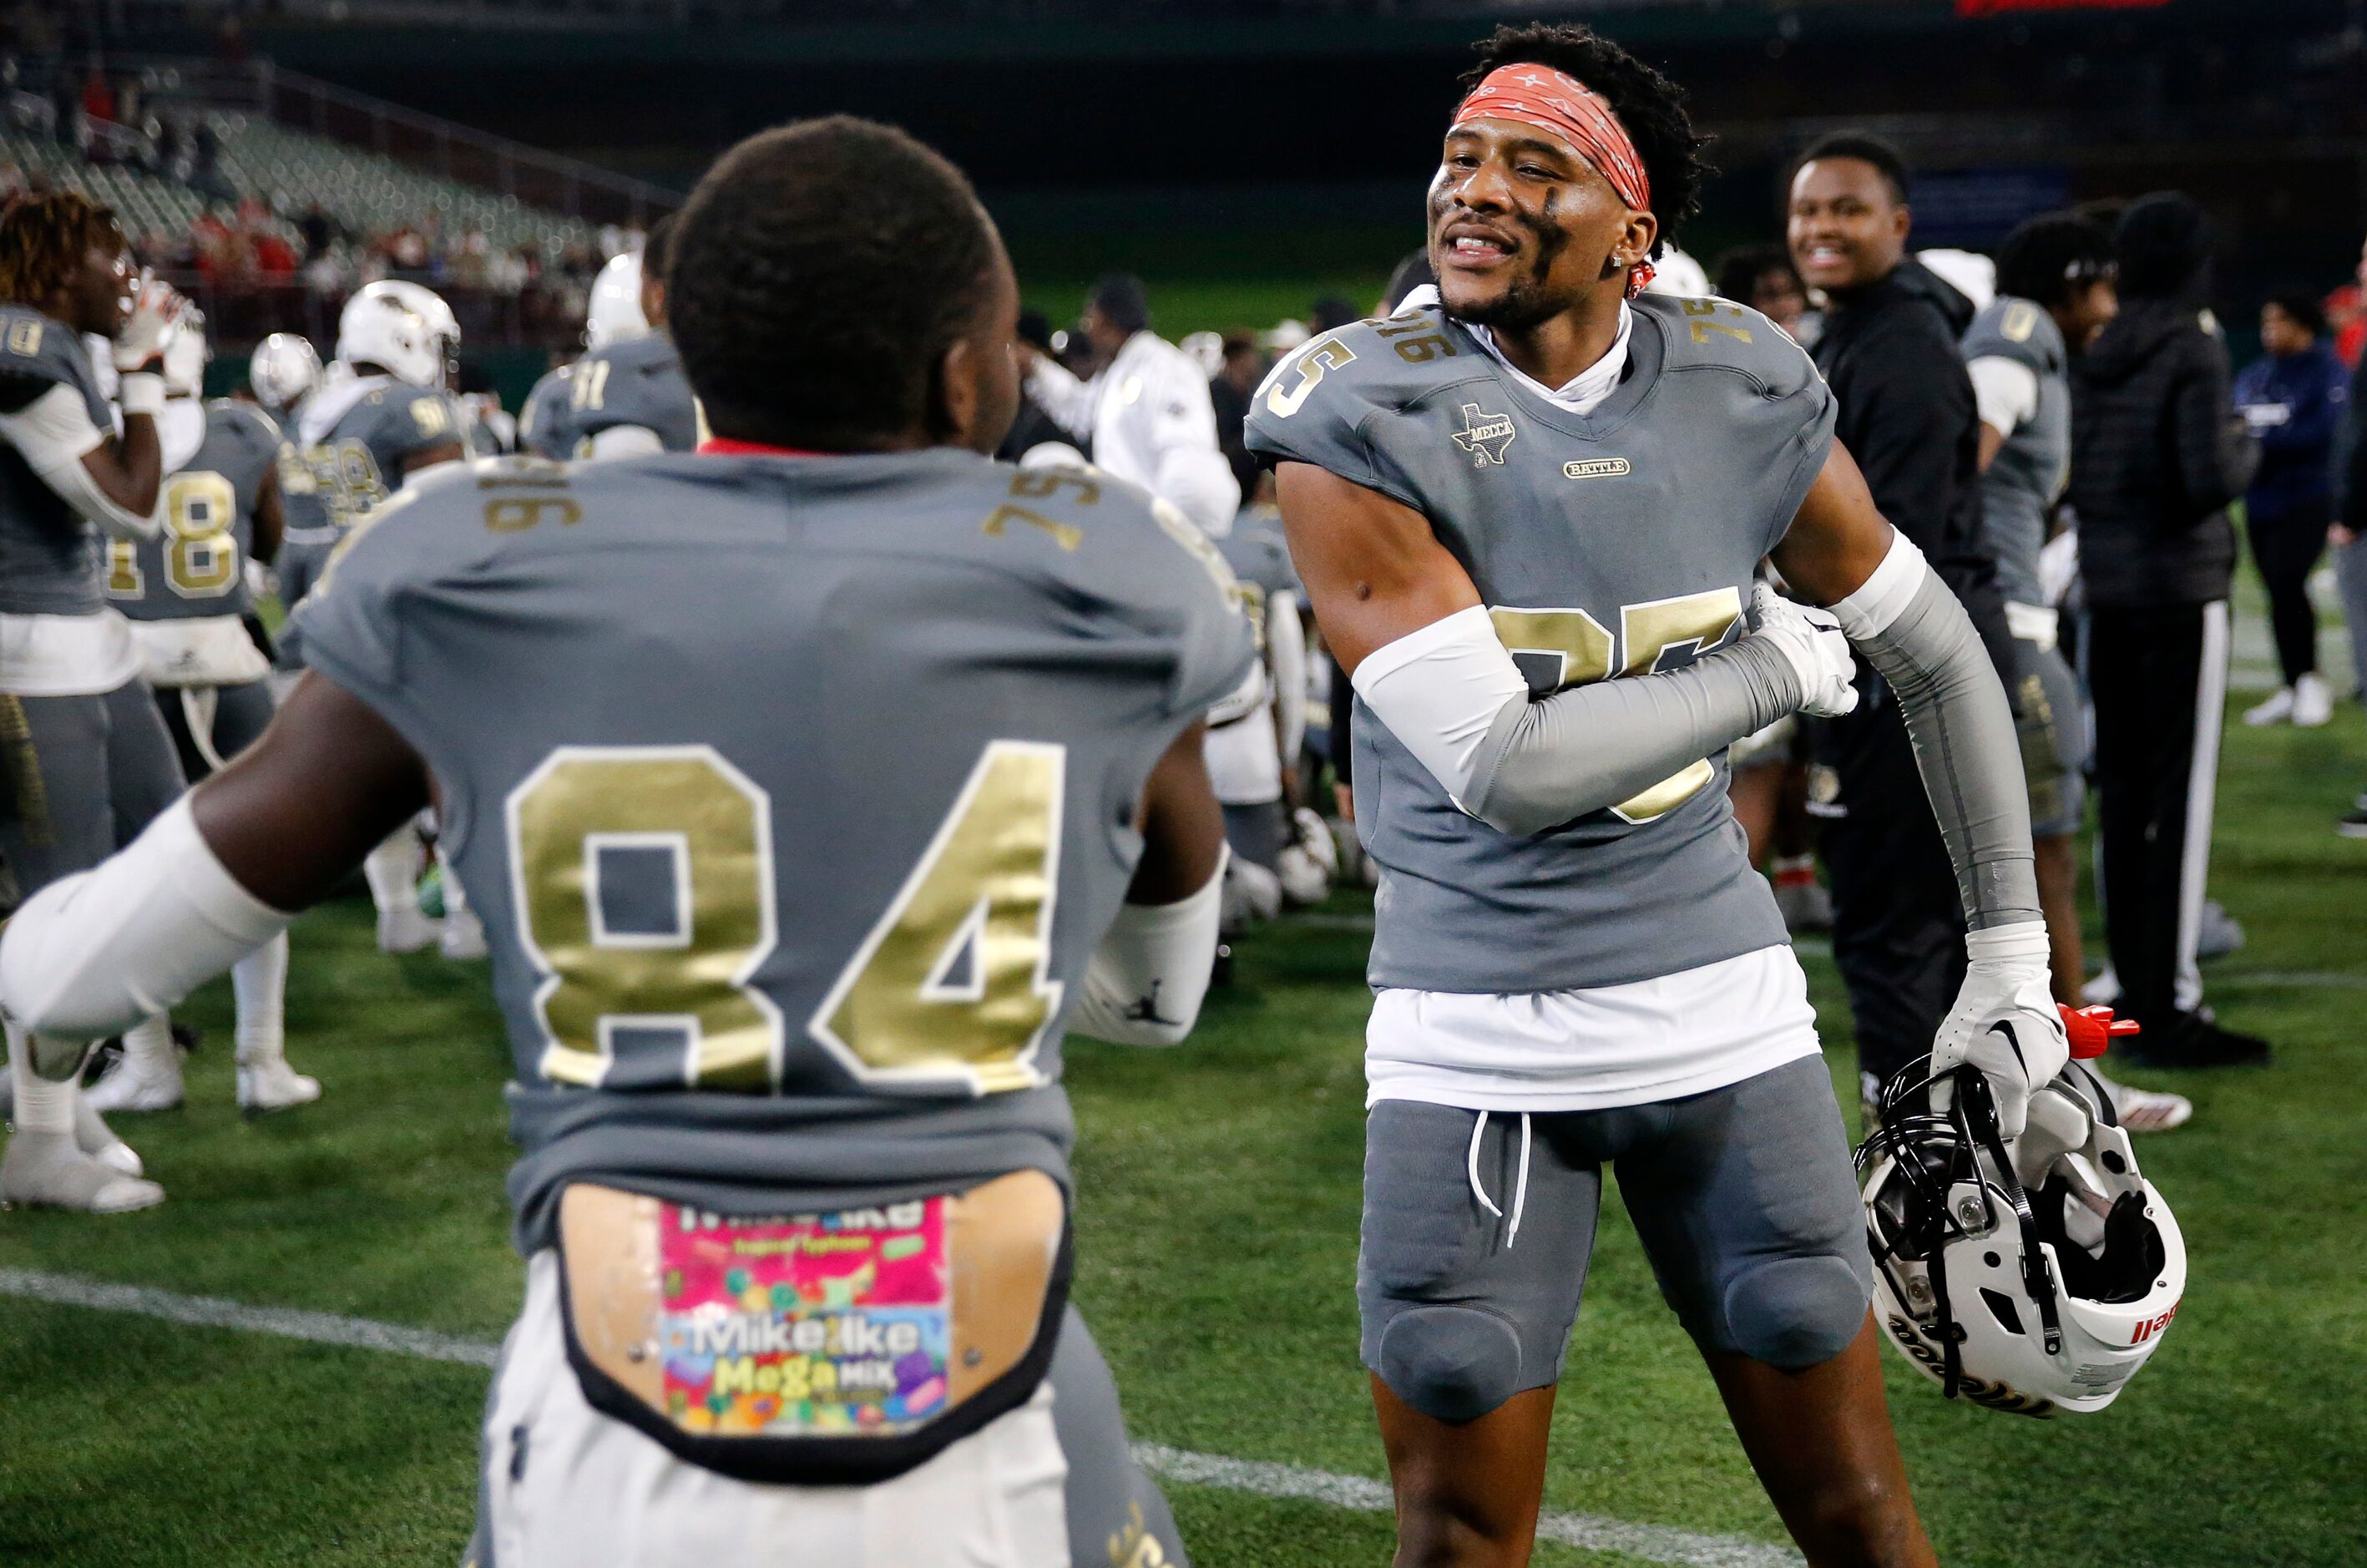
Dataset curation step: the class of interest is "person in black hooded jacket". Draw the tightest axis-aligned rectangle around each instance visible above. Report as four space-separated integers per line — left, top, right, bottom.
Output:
1788 133 2019 1114
2067 191 2267 1068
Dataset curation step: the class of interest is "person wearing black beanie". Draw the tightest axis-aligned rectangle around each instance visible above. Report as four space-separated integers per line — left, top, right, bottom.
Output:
2067 191 2268 1068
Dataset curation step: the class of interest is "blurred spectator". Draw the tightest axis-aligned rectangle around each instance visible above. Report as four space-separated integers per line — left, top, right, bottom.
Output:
1309 295 1358 335
78 62 111 129
1210 330 1265 501
298 203 333 262
1786 131 2010 1109
1380 245 1434 315
1023 273 1238 533
2067 192 2264 1067
188 121 235 205
1713 242 1808 340
994 307 1067 463
2233 291 2349 728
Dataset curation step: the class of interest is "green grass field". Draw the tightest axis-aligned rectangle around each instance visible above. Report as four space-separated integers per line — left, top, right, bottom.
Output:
3 685 2364 1567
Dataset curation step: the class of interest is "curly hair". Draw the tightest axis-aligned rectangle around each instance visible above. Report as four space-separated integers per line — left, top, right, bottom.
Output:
667 117 998 449
0 192 123 307
1461 23 1713 256
1994 213 2116 311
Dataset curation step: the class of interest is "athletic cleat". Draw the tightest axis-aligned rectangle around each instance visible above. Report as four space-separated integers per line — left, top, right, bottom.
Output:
1774 875 1833 935
2292 672 2334 728
82 1052 185 1115
2086 1068 2193 1134
238 1061 323 1116
378 906 441 954
0 1131 164 1212
0 1070 141 1172
2081 966 2121 1006
439 908 488 961
2339 807 2367 839
2243 686 2296 726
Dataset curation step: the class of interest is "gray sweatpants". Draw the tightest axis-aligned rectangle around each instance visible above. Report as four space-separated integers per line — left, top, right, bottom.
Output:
0 677 186 897
468 1257 1186 1568
1358 1055 1871 1423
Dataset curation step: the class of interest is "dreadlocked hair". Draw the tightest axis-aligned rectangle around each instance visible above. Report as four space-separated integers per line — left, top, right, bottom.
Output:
1994 213 2116 311
0 193 122 306
1462 23 1713 257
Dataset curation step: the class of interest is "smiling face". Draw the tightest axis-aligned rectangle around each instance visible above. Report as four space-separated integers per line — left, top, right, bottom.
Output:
1787 157 1910 294
66 240 133 338
1428 116 1654 331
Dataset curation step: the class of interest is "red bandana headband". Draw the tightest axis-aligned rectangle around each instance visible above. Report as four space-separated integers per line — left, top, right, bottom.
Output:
1452 63 1656 296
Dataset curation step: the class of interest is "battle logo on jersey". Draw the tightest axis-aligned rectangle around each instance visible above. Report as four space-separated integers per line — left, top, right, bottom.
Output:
1450 402 1517 467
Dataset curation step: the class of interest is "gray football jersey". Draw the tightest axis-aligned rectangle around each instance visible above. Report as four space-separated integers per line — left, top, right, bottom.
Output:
1246 293 1834 994
0 306 116 615
1962 297 2068 608
293 448 1252 1248
523 332 701 460
299 377 467 529
108 400 278 620
1218 504 1300 598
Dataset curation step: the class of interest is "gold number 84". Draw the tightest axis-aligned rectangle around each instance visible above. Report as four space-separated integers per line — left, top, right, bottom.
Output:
506 740 1065 1096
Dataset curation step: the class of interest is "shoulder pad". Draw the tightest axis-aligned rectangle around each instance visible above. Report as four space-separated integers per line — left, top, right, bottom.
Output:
1963 298 2062 372
0 306 91 390
1638 295 1821 398
1251 299 1479 425
213 398 281 445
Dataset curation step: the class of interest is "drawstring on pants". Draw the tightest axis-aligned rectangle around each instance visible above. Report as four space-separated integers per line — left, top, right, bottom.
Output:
1465 1109 1533 1247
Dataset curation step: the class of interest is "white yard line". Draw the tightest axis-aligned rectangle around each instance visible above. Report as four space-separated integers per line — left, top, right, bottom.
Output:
0 1266 1802 1568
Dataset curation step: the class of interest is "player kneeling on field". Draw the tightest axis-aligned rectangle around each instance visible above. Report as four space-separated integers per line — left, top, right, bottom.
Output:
0 118 1249 1567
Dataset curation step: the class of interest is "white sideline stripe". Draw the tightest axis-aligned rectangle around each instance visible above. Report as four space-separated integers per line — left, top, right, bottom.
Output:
1133 1444 1801 1568
0 1267 500 1368
0 1267 1803 1568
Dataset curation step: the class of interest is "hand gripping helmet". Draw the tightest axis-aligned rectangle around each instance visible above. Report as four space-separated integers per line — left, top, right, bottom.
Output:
336 281 461 389
584 249 649 352
1856 1062 2186 1417
249 332 322 414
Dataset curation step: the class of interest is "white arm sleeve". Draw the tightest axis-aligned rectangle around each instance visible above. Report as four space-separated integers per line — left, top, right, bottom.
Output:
1024 357 1097 442
1063 851 1225 1048
1268 591 1307 763
1967 356 2040 440
0 382 161 540
1833 529 2041 930
0 797 291 1039
1351 604 1807 836
584 424 665 462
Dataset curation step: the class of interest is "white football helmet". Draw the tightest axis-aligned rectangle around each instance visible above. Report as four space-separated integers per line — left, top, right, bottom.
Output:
336 281 461 389
584 249 650 352
249 332 322 414
1178 330 1225 378
1858 1062 2186 1417
161 311 210 400
1641 245 1712 298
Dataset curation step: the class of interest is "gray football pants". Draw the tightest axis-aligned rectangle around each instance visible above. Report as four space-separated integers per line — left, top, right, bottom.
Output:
468 1256 1188 1568
1358 1055 1872 1424
0 676 187 898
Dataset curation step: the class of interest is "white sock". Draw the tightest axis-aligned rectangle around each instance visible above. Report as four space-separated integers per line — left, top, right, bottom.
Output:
120 1014 174 1075
439 853 470 918
364 829 422 915
232 930 291 1067
6 1019 83 1136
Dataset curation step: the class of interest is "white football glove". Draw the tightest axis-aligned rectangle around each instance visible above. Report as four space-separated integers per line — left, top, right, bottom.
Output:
113 271 188 373
1748 582 1859 718
1929 922 2069 1141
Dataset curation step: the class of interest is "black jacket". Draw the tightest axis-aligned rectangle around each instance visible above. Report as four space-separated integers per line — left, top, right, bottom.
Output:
2067 298 2258 608
1811 260 2015 685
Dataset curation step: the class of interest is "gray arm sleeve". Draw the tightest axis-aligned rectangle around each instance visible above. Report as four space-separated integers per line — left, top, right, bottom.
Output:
1851 570 2041 929
1463 635 1803 837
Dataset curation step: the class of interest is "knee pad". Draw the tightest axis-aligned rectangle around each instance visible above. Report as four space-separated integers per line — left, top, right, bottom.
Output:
1374 1305 1525 1424
1722 1255 1868 1370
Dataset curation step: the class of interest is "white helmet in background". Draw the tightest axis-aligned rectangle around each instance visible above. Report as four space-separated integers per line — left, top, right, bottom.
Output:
1642 245 1712 298
584 250 650 352
1918 247 1997 311
162 312 210 401
336 280 461 389
1858 1062 2187 1418
249 332 322 414
1178 330 1225 379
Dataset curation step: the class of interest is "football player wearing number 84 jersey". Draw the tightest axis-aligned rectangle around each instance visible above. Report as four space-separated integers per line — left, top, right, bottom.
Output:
0 119 1252 1566
1246 23 2067 1566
